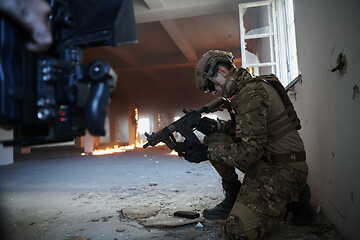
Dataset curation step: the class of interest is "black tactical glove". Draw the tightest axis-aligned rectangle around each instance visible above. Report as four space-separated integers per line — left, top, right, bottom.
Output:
174 140 208 163
196 117 217 135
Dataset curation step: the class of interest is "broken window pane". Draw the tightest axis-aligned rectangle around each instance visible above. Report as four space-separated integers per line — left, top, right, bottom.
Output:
245 37 275 64
243 5 273 37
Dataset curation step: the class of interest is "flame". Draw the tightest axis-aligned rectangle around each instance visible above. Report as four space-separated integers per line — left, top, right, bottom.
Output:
168 150 178 156
92 144 135 155
157 113 161 130
86 140 168 156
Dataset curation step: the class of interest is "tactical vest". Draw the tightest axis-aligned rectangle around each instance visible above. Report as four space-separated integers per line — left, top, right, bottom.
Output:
239 74 301 143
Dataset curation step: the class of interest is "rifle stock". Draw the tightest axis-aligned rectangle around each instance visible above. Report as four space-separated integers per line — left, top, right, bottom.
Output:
143 97 229 150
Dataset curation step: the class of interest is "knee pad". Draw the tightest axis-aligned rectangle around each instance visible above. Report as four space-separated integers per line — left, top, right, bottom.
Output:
224 201 261 240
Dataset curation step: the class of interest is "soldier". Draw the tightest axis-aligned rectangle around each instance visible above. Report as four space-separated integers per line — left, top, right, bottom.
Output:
175 50 314 239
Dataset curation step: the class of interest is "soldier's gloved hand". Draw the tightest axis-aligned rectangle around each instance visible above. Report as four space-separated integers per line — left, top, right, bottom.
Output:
174 140 208 163
196 117 217 135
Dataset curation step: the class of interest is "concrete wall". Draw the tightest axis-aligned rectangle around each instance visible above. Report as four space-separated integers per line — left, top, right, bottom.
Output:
293 0 360 239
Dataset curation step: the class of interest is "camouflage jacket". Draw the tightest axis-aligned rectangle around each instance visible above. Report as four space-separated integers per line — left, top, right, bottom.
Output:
207 75 270 172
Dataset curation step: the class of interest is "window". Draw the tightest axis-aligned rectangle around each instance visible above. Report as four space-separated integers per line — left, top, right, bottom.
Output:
239 0 299 86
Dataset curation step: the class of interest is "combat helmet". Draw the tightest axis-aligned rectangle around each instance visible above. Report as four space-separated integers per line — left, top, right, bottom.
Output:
195 50 236 92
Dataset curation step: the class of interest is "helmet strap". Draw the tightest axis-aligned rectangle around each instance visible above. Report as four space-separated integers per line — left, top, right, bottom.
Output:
222 67 239 97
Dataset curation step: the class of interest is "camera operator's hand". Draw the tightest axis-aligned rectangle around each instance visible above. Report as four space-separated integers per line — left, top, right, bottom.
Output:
0 0 52 52
196 117 218 135
174 140 208 163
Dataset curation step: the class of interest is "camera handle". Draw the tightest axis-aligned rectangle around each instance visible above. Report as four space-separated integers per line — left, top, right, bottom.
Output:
85 61 117 136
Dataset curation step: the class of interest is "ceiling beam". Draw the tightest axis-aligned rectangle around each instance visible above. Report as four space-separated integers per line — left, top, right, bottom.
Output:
160 20 197 62
135 0 244 23
144 0 165 9
102 47 141 66
143 0 197 62
115 61 196 73
101 47 163 81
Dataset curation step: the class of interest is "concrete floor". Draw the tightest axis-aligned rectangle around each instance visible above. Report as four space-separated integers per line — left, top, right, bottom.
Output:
0 146 344 240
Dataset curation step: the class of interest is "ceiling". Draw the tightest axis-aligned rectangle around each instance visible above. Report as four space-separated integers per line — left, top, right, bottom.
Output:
83 0 251 117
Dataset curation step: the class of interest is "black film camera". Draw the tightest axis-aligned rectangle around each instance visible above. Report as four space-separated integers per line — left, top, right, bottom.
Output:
0 0 137 146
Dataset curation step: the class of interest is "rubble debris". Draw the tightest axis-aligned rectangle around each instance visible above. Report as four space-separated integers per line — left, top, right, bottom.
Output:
72 192 102 200
311 221 335 235
116 227 126 232
101 216 113 222
195 222 203 228
66 237 90 240
120 206 161 219
142 214 205 228
90 215 113 222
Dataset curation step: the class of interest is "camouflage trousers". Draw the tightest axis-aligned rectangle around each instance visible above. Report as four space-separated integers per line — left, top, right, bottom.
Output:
204 133 308 240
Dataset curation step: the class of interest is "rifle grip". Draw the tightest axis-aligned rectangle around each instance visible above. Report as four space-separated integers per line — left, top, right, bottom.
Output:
164 136 176 149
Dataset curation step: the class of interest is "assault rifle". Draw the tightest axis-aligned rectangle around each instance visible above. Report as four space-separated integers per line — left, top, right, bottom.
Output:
143 97 229 150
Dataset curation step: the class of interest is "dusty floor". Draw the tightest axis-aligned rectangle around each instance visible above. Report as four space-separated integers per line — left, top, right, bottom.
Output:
0 145 345 240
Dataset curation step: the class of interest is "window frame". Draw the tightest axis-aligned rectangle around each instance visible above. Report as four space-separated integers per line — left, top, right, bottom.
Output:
238 0 299 86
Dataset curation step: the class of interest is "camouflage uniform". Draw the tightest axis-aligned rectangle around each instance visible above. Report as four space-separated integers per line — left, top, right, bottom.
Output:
205 73 308 240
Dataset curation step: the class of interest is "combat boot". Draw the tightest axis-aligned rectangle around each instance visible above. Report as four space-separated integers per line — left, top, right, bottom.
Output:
203 179 241 220
287 184 315 226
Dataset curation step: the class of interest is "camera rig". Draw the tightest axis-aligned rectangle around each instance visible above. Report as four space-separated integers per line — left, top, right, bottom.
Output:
0 0 137 146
